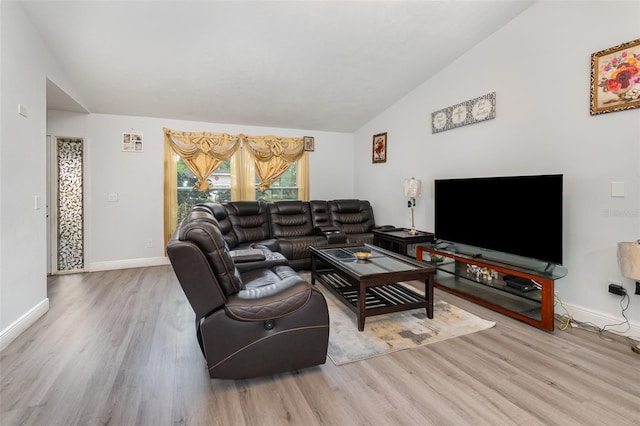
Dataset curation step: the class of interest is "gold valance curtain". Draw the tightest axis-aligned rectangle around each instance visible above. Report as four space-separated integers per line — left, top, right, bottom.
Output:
241 135 305 191
163 128 240 191
163 128 310 249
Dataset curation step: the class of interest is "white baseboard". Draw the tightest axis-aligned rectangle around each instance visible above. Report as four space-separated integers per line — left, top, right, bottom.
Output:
562 302 640 340
0 298 49 352
1 257 169 352
88 256 170 272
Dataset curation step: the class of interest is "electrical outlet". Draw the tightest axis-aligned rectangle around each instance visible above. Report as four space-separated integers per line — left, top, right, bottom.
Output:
636 281 640 295
608 283 626 296
146 238 153 248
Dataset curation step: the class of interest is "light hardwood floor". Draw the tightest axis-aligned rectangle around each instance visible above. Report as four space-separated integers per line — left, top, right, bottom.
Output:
1 265 639 426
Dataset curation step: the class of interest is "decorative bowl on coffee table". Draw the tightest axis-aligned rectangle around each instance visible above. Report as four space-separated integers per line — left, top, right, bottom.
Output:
354 252 371 261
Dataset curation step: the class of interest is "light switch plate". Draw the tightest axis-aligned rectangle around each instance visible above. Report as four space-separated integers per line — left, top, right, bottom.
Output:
611 181 625 197
18 104 29 117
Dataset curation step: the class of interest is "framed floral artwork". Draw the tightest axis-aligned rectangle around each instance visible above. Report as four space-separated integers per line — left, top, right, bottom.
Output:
590 38 640 115
372 132 387 163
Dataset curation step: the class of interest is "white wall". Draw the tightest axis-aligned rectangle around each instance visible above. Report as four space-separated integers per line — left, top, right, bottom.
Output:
1 0 353 347
353 1 640 333
3 0 639 348
0 2 88 348
47 111 354 271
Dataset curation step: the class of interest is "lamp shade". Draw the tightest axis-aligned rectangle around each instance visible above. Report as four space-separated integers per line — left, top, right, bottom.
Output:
617 241 640 280
404 178 422 198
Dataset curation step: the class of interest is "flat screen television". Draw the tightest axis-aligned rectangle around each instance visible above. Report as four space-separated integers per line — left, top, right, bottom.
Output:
434 174 563 265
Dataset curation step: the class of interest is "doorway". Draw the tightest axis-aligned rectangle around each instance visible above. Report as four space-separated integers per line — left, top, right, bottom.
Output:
49 137 85 273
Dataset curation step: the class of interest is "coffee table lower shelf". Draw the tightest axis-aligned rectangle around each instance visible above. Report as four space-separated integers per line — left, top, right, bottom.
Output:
315 270 430 330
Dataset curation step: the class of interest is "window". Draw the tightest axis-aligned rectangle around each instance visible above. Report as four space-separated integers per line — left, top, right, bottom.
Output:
176 157 232 224
166 144 309 242
163 129 310 244
257 161 299 202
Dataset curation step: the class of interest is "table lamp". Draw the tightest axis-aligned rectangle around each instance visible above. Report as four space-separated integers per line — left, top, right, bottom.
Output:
617 241 640 290
403 177 422 235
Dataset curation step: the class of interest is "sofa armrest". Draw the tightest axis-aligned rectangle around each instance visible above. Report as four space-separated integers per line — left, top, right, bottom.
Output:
373 225 396 231
234 251 290 273
250 239 280 252
314 226 347 244
314 225 340 234
224 276 311 321
229 249 266 263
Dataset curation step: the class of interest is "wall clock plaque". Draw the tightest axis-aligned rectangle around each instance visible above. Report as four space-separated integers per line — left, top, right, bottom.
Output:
431 92 496 134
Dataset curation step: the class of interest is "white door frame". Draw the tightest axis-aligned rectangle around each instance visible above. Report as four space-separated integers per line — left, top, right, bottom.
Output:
48 136 86 274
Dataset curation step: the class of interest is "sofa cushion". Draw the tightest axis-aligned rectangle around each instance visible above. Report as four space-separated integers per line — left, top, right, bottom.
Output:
197 202 239 249
268 200 314 238
240 264 301 286
277 235 330 260
224 201 271 245
328 199 376 235
310 200 331 228
179 220 244 296
166 239 227 322
225 275 311 321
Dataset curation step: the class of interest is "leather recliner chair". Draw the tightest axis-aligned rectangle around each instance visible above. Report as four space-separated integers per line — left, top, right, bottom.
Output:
328 199 391 244
167 210 329 380
268 200 333 270
223 201 279 252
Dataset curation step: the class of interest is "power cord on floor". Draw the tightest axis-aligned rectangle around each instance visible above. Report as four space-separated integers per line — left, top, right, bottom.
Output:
554 292 640 354
554 293 574 331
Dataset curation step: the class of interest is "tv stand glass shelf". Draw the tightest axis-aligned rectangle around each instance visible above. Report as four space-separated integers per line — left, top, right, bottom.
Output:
416 242 567 331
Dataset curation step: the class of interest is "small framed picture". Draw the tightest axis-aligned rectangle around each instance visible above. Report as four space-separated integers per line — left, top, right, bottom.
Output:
590 38 640 115
122 132 143 152
303 136 315 151
304 136 316 151
372 132 387 163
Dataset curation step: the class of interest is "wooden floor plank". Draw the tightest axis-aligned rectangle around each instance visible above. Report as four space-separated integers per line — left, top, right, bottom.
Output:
1 265 639 426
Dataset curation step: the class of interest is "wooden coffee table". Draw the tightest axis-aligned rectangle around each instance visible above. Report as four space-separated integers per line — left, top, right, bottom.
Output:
310 244 436 331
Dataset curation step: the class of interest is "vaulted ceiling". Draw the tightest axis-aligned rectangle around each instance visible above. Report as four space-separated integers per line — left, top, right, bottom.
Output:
21 1 535 132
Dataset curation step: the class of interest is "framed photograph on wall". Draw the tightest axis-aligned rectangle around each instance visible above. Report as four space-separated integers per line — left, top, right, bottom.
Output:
303 136 315 151
372 132 387 163
122 132 143 152
590 38 640 115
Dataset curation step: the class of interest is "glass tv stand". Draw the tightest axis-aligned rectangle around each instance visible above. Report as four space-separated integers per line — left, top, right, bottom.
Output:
416 242 568 331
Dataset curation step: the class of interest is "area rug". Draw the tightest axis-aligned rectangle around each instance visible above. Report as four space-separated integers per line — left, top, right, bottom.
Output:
316 282 496 365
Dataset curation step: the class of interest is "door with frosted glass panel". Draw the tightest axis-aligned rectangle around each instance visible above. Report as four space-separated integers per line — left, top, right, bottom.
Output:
55 137 85 272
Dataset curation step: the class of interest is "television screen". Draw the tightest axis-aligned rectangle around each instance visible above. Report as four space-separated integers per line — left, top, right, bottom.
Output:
434 174 563 265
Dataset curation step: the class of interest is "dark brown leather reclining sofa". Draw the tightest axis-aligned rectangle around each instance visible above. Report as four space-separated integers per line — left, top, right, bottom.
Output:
167 198 389 379
196 199 393 270
167 207 330 379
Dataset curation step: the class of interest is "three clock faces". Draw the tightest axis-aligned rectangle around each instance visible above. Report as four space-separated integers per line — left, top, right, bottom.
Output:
431 93 496 133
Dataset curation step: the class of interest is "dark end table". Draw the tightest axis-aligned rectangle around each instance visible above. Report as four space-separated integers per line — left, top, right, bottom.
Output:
372 228 435 257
